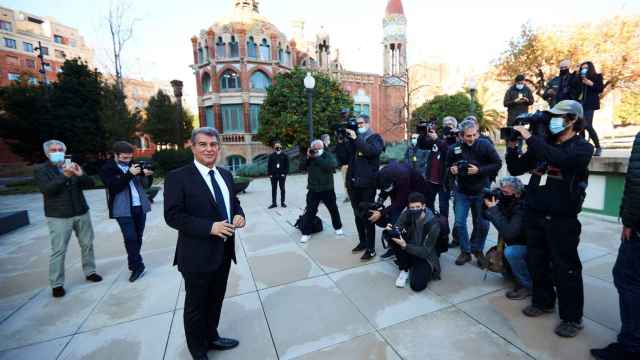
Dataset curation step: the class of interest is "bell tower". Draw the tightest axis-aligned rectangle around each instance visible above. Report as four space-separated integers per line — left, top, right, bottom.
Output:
382 0 407 80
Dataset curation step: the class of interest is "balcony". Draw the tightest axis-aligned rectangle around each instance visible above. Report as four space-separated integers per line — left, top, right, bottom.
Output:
221 133 258 144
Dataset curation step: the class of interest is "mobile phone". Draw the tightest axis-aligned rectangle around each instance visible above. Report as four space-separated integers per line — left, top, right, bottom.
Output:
64 155 72 168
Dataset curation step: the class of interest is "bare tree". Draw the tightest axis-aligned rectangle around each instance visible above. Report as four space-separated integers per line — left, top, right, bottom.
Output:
107 0 138 91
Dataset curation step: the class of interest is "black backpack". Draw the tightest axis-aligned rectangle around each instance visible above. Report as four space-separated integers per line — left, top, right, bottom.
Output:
294 213 323 234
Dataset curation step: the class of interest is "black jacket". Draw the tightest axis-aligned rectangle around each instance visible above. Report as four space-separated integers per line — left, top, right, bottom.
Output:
419 135 455 185
34 163 94 218
621 132 640 230
395 208 441 277
267 152 289 177
504 85 534 125
484 200 527 246
446 139 502 195
164 163 244 273
543 73 576 107
573 73 604 111
335 141 352 167
378 161 428 222
346 129 385 189
506 135 594 217
99 160 153 219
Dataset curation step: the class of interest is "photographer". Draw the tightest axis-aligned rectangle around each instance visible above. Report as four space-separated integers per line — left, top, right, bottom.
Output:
385 192 441 291
504 74 534 126
346 114 385 261
267 141 289 208
336 110 354 203
99 141 154 282
405 133 429 176
447 119 502 267
483 176 532 300
299 140 344 244
506 100 593 338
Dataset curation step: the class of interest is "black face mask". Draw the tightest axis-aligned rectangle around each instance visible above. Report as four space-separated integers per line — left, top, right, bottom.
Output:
501 195 516 206
275 147 282 152
559 69 569 76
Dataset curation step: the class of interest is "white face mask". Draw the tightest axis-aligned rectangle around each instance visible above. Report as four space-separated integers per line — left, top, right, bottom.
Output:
357 126 368 134
411 138 418 146
316 149 324 157
49 151 65 164
516 84 524 90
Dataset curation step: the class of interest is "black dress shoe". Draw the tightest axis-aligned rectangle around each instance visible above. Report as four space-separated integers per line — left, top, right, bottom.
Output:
352 244 366 253
360 250 376 261
86 273 103 282
380 248 395 259
268 204 277 209
209 337 239 351
281 203 287 208
129 267 146 282
52 286 65 298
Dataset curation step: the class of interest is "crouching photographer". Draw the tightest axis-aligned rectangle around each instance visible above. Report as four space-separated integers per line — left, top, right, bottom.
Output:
506 100 594 338
483 176 532 301
384 192 441 291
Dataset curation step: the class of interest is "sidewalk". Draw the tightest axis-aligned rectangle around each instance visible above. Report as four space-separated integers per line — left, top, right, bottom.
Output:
0 174 622 359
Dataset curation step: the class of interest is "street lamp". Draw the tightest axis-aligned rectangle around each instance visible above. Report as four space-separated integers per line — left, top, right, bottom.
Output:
467 78 477 116
304 72 316 141
170 79 184 149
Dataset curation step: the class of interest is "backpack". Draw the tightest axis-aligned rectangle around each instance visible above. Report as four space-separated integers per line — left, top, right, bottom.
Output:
294 213 323 234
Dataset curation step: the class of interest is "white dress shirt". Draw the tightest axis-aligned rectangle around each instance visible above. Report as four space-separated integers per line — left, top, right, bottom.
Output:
193 160 231 221
117 162 141 206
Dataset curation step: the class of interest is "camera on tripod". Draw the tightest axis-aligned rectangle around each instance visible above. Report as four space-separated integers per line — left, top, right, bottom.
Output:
500 110 551 141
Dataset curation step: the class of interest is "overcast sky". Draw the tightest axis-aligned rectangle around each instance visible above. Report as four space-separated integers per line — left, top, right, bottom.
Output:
4 0 639 110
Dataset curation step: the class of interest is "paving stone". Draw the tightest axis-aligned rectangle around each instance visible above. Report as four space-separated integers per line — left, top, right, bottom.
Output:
247 243 324 289
0 336 70 360
292 333 400 360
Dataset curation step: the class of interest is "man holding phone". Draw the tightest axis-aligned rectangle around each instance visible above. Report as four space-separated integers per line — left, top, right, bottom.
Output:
504 74 534 126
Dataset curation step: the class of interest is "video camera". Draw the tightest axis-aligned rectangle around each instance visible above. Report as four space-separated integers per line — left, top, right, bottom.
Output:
416 120 436 136
442 126 459 138
334 109 359 138
500 110 551 141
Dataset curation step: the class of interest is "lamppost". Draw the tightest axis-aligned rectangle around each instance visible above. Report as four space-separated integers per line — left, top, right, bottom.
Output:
304 72 316 141
170 80 184 149
467 78 477 116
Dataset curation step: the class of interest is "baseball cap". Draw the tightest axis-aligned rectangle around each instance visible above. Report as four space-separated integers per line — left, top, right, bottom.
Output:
546 100 584 120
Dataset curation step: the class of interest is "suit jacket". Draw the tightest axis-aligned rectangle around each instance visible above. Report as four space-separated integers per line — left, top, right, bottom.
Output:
164 163 244 273
99 160 152 218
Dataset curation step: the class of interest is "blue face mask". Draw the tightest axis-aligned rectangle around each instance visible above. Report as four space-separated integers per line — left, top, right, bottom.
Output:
549 117 567 135
49 152 65 164
580 68 588 76
357 127 367 134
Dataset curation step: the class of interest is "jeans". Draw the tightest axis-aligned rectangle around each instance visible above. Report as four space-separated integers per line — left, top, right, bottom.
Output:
613 232 640 352
581 109 601 148
453 191 489 254
270 175 286 205
303 190 343 235
504 245 532 289
116 206 146 271
46 212 96 288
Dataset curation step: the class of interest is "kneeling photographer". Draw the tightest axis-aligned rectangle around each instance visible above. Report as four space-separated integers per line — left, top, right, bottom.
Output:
384 192 441 291
483 176 532 301
506 100 594 338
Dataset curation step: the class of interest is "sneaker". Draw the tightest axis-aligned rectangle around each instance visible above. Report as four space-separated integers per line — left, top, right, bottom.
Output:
300 235 311 244
352 244 366 253
555 320 584 338
591 343 638 360
360 250 376 261
335 228 344 236
455 252 472 266
281 203 287 208
52 286 65 298
522 304 555 317
473 251 489 269
594 147 602 157
506 286 531 300
85 273 103 283
129 267 146 283
268 204 277 209
395 270 409 288
381 248 395 259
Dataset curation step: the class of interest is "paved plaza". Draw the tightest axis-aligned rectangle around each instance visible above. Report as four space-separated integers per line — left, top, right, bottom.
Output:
0 174 624 359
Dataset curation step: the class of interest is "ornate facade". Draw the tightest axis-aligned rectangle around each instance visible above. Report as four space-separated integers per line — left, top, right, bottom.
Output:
191 0 407 170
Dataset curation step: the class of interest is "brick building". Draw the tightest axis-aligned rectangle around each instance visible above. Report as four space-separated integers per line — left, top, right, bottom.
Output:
190 0 408 170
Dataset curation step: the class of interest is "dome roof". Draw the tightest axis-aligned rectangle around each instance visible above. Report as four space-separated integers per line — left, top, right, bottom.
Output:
211 5 285 39
385 0 405 16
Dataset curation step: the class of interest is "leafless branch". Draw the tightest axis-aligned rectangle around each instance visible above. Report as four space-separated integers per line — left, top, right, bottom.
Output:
107 0 139 91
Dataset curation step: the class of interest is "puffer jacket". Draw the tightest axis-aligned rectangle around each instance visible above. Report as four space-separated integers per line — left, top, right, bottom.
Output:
621 132 640 230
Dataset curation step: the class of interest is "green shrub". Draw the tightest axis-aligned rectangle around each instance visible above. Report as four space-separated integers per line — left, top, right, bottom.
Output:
381 142 408 164
152 149 193 176
233 176 252 184
235 160 268 178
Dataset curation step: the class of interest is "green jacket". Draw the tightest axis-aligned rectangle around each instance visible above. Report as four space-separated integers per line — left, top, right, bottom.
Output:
306 151 338 192
34 162 94 218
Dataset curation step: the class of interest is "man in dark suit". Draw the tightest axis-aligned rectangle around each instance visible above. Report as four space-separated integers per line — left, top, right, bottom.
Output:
164 127 246 360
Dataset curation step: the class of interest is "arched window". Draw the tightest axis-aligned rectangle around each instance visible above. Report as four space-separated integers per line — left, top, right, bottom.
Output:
250 71 271 90
220 70 240 90
197 47 204 64
226 155 246 172
216 37 226 59
249 104 261 132
278 43 284 64
285 46 291 66
247 36 257 59
353 89 371 116
229 36 239 57
259 38 270 60
201 72 211 93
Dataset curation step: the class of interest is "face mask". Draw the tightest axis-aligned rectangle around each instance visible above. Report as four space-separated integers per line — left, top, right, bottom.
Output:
580 68 588 76
357 127 367 134
516 84 524 90
501 194 516 205
549 117 567 135
411 139 418 146
384 184 394 192
408 208 425 219
49 152 65 164
560 69 569 76
118 160 130 167
316 149 324 157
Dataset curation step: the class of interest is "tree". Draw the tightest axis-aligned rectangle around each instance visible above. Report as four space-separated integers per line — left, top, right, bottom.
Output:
107 0 137 91
256 68 352 148
615 90 640 125
411 92 498 132
495 16 640 98
144 90 193 146
101 82 139 145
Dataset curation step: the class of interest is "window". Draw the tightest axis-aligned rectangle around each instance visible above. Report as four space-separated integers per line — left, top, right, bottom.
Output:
220 70 239 90
6 55 18 65
201 72 211 93
229 36 239 57
23 42 33 53
215 37 225 59
250 104 261 133
259 39 270 61
0 20 12 32
197 47 204 64
53 35 63 44
221 104 244 133
55 49 66 59
69 39 77 47
250 71 271 90
226 155 246 173
205 106 215 128
40 46 49 56
4 38 16 49
247 36 257 59
278 45 283 64
8 73 19 81
285 47 291 66
204 45 209 61
353 89 371 116
24 58 36 69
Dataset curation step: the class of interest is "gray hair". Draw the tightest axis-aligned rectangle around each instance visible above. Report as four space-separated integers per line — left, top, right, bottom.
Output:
310 139 324 149
458 119 478 132
442 116 458 128
191 127 220 144
320 134 330 142
499 176 525 194
43 139 66 154
358 114 370 124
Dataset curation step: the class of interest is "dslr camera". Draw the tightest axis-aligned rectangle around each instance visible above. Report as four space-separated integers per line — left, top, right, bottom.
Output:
500 111 551 141
482 187 504 201
442 125 459 138
454 159 470 177
382 225 407 249
334 109 359 138
133 161 154 173
416 120 436 136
